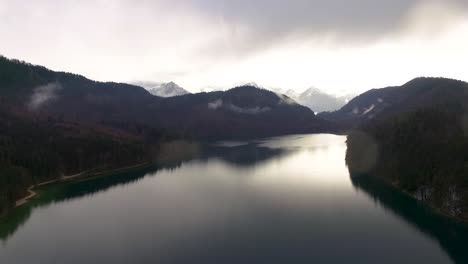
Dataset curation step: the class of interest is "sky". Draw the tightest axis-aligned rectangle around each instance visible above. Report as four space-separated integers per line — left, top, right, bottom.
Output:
1 0 468 94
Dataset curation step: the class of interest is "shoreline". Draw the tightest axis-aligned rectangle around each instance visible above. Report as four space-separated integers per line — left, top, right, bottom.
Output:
13 162 152 209
352 173 468 225
14 177 66 208
381 177 468 225
395 183 468 225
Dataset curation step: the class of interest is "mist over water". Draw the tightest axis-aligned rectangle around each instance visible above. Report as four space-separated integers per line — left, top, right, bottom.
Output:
0 134 464 264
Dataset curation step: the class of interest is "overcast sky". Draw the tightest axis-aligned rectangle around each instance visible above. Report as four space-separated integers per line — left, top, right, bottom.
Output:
1 0 468 94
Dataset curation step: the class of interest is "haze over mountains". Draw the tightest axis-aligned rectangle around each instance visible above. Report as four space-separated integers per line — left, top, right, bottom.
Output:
288 87 354 113
131 79 352 113
233 83 354 113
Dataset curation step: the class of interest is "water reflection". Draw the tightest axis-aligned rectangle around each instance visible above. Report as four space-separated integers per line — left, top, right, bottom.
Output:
0 134 466 264
350 175 468 264
0 166 160 241
0 141 292 241
199 143 291 168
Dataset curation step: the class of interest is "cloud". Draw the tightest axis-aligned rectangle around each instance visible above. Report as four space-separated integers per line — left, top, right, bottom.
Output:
29 82 62 110
227 104 271 114
4 1 467 62
208 99 271 114
1 0 468 93
208 99 223 109
164 0 468 56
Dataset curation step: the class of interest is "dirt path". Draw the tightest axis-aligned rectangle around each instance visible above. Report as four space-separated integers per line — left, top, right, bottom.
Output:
60 171 89 181
14 172 87 208
15 186 37 207
13 163 149 208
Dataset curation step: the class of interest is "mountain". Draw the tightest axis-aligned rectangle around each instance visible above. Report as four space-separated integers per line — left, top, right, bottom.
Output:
242 82 263 89
344 77 468 222
319 77 468 130
266 86 353 113
296 87 352 113
346 108 468 222
285 89 299 99
0 56 329 139
133 81 190 97
152 85 328 139
0 57 171 216
338 93 356 103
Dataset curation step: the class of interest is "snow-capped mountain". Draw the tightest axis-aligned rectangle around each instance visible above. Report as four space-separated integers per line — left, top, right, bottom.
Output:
264 86 354 113
134 81 190 97
285 89 299 99
294 87 351 113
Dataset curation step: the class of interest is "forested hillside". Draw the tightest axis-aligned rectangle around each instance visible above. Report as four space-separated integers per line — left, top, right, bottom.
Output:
320 77 468 131
0 56 328 139
346 107 468 221
342 78 468 221
0 104 171 216
0 57 172 216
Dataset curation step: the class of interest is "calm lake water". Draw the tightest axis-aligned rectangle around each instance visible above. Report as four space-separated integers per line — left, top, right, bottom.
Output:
1 134 468 264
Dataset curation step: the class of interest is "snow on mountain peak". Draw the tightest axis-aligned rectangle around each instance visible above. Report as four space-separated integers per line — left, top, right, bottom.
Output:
269 86 355 113
285 89 298 98
242 82 263 89
133 81 190 97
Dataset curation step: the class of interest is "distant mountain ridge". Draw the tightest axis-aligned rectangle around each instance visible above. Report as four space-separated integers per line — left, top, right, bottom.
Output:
295 87 354 113
133 81 190 97
260 85 354 113
153 85 328 139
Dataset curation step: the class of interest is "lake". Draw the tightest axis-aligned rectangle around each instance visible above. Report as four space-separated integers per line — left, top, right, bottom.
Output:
1 134 467 264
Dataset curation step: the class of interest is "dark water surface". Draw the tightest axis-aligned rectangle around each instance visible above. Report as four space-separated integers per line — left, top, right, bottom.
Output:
1 134 467 264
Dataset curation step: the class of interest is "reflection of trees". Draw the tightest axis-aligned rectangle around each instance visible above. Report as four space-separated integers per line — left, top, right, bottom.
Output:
350 174 468 264
199 144 291 167
0 143 291 241
0 165 160 241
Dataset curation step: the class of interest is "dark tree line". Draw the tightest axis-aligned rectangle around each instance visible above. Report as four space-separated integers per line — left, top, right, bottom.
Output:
346 108 468 221
0 107 170 216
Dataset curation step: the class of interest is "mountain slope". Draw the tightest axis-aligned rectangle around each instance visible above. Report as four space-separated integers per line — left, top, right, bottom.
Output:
0 56 175 215
344 77 468 222
0 56 161 126
266 86 352 113
133 81 190 97
151 86 328 139
319 77 468 129
346 109 468 222
296 87 351 113
0 56 329 139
